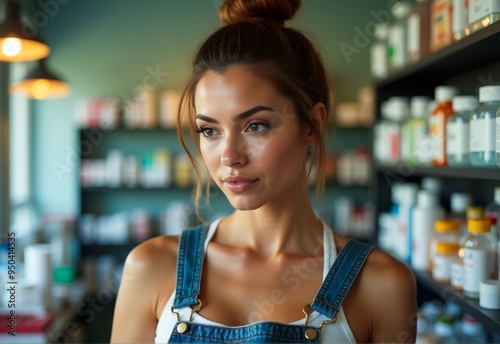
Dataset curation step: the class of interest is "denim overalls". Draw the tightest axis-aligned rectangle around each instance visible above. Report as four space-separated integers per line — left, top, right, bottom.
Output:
168 225 373 343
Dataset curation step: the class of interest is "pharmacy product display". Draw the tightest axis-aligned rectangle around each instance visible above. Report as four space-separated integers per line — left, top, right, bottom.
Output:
372 16 500 337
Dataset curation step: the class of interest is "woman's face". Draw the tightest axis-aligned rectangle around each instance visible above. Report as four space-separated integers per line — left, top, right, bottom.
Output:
194 65 312 210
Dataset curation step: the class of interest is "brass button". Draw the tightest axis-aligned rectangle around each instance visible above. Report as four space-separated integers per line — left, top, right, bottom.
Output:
305 328 317 340
177 322 189 334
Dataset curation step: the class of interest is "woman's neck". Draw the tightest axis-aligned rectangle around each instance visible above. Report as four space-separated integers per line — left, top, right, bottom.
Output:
217 188 324 258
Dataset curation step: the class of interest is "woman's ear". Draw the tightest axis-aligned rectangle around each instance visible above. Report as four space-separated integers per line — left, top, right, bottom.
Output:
305 102 327 145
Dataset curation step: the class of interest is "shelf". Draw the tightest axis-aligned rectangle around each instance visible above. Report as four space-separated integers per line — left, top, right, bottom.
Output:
375 164 500 181
79 126 176 133
81 185 194 192
413 270 500 334
375 21 500 89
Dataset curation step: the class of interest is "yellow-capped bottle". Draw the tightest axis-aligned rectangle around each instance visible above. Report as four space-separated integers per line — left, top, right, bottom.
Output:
463 218 497 299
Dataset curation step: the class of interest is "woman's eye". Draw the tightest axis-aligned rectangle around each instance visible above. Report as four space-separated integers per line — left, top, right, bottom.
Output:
246 122 269 133
196 127 219 138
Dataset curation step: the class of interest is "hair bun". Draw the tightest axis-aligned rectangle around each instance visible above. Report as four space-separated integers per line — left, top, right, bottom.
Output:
219 0 301 26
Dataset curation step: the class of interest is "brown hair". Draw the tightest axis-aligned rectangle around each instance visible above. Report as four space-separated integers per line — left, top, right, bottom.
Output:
178 0 331 217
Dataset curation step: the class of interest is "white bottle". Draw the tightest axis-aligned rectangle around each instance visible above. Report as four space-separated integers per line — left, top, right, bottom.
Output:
404 96 430 165
373 101 392 164
388 97 411 163
397 183 419 262
412 190 445 271
388 1 413 71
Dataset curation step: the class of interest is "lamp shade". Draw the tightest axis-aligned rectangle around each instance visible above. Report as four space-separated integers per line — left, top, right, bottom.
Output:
9 58 71 99
0 0 50 61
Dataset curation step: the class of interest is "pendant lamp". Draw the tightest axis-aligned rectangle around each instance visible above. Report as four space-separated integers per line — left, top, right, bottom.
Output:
0 0 50 61
9 58 70 99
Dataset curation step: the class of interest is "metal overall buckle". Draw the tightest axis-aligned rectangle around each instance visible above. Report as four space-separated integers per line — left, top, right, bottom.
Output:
302 302 337 341
170 298 203 334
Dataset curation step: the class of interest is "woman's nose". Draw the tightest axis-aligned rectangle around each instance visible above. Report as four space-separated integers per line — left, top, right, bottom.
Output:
221 135 248 167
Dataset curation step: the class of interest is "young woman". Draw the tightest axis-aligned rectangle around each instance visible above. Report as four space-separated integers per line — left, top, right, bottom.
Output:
111 0 417 342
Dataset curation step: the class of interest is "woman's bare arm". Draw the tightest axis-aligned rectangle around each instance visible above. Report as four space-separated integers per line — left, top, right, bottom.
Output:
110 236 178 343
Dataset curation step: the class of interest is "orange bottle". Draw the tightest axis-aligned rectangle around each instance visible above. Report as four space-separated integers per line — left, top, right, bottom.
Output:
429 86 458 167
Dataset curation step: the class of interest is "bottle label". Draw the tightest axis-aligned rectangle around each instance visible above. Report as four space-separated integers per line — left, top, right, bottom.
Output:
451 261 463 288
429 115 445 160
388 124 400 162
433 254 453 280
496 117 500 153
470 118 496 152
446 121 469 155
463 248 495 293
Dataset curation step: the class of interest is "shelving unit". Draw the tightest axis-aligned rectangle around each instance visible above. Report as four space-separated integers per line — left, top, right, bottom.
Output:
372 21 500 336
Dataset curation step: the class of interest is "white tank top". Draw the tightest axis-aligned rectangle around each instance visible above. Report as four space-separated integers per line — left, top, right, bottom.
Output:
155 218 356 343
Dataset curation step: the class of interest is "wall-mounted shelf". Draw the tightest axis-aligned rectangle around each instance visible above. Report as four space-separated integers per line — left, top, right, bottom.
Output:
413 270 500 334
376 165 500 181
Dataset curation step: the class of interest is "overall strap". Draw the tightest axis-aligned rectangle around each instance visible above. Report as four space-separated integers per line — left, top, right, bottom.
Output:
173 225 208 309
311 239 373 319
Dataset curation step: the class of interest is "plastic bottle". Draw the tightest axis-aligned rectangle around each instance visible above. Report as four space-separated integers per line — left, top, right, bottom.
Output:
432 242 459 284
459 313 488 343
407 0 431 63
421 177 442 194
446 96 479 166
404 96 430 165
468 0 500 33
430 86 458 167
435 313 459 343
463 218 497 299
388 1 413 72
429 219 460 273
388 97 410 164
397 183 419 263
373 101 391 164
370 23 389 79
411 190 445 271
470 85 500 166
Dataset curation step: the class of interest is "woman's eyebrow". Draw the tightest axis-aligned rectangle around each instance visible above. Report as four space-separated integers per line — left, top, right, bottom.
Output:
195 105 275 123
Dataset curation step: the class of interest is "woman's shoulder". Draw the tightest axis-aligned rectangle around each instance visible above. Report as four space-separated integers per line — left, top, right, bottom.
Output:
124 234 180 274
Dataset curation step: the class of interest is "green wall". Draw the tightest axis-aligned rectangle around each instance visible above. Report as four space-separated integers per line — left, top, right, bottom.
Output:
30 0 391 215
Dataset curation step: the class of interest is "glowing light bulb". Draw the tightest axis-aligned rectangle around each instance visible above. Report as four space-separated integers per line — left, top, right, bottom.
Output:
2 38 22 57
31 79 50 99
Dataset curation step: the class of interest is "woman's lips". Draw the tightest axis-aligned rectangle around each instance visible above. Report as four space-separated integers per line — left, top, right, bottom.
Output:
222 176 259 192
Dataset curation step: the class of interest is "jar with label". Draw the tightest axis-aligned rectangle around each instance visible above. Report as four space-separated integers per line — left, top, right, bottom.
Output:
446 96 479 166
407 0 431 63
468 0 500 33
430 86 458 167
433 242 459 283
470 85 500 166
429 219 460 272
463 218 497 299
431 0 454 52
